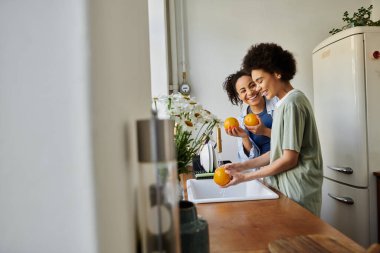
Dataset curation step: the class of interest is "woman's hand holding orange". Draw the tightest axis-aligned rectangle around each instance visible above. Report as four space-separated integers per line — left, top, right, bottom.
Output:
223 162 247 175
222 172 246 187
222 162 248 188
225 126 248 138
245 117 268 136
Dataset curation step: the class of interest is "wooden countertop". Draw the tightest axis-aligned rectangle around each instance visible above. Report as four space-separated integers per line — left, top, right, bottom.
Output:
182 176 366 253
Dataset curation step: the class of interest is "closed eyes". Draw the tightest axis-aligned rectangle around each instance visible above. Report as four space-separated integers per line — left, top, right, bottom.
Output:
255 77 263 84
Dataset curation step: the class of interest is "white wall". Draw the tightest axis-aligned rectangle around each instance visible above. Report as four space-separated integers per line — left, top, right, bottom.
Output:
181 0 371 162
89 0 152 253
372 0 380 19
0 1 97 252
149 0 170 97
0 0 152 252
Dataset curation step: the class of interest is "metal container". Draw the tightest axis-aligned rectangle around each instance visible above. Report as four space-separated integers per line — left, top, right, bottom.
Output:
136 117 180 253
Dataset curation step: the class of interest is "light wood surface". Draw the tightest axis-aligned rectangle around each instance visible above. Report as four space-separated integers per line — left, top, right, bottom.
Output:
194 187 366 253
268 234 365 253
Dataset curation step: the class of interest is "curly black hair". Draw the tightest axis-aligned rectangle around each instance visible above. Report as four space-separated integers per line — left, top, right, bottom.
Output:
222 70 250 106
242 43 296 82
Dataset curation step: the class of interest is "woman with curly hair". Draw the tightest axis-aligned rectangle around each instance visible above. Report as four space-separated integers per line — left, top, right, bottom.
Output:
223 43 323 216
223 70 278 164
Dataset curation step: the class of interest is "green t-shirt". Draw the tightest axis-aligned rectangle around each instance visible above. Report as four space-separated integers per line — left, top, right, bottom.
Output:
266 89 323 216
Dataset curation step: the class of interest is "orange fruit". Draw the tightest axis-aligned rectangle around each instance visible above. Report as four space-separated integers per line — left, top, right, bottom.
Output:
224 117 239 130
244 113 259 126
213 167 231 186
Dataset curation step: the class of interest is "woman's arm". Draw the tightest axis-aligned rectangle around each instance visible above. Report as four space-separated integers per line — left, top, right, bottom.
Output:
241 136 253 155
246 149 299 180
226 127 253 155
223 150 299 187
260 127 271 138
224 151 271 173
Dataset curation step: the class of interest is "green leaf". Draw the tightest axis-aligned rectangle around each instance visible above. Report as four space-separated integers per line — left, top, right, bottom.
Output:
329 5 379 35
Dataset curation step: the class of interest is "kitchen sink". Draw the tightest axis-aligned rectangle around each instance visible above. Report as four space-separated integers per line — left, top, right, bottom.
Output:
186 179 279 204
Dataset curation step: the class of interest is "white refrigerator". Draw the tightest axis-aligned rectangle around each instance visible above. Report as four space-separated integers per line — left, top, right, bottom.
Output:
312 26 380 247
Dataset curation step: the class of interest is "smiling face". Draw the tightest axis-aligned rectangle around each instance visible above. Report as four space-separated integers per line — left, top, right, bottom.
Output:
235 75 263 107
251 69 283 100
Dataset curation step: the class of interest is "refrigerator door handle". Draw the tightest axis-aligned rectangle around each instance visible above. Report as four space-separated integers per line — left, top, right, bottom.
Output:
327 193 354 205
327 165 353 174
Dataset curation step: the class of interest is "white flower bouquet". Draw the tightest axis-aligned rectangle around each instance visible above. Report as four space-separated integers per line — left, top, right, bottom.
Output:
153 93 221 174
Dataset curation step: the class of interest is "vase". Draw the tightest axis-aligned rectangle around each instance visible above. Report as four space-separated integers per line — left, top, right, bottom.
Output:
179 200 209 253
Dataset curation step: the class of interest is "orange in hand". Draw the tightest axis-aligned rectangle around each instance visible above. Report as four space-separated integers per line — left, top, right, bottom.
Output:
213 167 231 186
224 117 239 130
244 113 259 126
